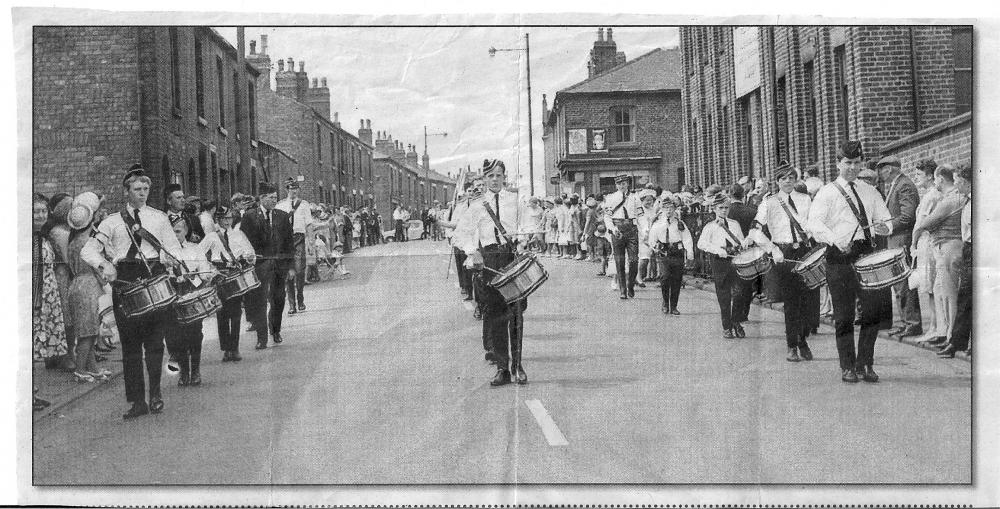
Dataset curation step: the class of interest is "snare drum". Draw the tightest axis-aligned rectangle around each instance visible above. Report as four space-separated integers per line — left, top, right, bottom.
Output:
489 254 549 304
116 274 178 319
792 246 828 289
732 246 773 281
854 248 912 290
216 265 261 301
173 286 222 325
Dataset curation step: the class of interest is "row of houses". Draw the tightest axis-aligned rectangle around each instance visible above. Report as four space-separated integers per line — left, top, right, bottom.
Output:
32 27 456 230
543 26 972 195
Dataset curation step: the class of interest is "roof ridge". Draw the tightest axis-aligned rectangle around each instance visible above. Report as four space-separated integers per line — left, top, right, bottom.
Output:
559 47 667 94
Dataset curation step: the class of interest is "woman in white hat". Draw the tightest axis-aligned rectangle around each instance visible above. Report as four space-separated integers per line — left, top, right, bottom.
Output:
64 196 112 382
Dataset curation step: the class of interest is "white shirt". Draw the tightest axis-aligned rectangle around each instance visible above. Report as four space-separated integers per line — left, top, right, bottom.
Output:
602 190 644 231
750 191 813 248
962 200 971 243
697 217 745 257
199 227 255 264
648 215 694 259
808 176 893 250
199 211 216 236
460 189 521 254
275 197 313 234
175 240 214 288
81 203 182 269
392 208 405 221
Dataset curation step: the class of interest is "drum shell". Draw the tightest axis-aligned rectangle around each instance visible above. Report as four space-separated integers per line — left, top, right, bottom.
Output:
792 248 828 290
173 286 222 325
217 266 261 301
854 248 911 290
732 248 773 281
490 255 549 304
118 274 178 319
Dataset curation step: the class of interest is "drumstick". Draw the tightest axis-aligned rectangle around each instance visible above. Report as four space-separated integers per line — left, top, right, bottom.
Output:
860 216 898 230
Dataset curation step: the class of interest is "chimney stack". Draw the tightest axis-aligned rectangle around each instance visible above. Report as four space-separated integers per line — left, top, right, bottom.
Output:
607 27 613 41
277 59 284 71
299 61 305 72
250 40 257 54
311 77 318 88
598 28 604 41
358 118 373 145
321 77 327 88
260 34 268 55
333 111 340 128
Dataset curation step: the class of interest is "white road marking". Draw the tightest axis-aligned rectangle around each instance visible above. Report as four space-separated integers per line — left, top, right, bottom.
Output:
524 400 569 446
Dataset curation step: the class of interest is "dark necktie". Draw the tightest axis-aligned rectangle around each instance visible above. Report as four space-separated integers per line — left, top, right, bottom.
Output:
623 193 630 219
494 193 501 245
221 231 230 260
126 208 142 259
785 197 802 243
849 182 873 244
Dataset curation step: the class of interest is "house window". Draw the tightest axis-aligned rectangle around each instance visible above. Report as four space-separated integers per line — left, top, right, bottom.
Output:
169 27 181 111
194 37 205 119
216 57 226 128
953 27 972 115
611 107 636 143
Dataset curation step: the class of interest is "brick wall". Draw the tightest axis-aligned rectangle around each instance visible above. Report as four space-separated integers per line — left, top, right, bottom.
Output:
880 112 971 171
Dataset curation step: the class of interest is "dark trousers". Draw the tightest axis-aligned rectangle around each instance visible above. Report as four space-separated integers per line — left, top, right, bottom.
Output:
247 259 287 344
475 245 525 371
774 244 812 348
394 220 405 242
217 296 243 352
285 233 306 308
342 227 353 253
454 248 472 295
612 222 639 293
165 318 203 375
950 242 973 350
827 245 893 371
711 257 744 330
657 251 685 310
112 261 167 404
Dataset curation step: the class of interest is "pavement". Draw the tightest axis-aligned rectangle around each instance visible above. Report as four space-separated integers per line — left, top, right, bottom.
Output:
32 240 972 484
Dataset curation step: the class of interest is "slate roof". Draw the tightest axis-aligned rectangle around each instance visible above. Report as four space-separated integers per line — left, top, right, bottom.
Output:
558 47 682 95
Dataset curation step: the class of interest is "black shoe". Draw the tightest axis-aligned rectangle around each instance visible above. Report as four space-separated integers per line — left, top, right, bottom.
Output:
734 324 746 338
619 291 628 300
473 307 483 320
842 369 859 383
272 333 283 344
627 287 636 298
177 374 189 387
786 348 801 362
222 351 232 362
723 329 735 339
123 401 149 420
288 307 297 316
149 397 164 414
597 271 606 276
485 351 497 364
490 369 512 387
937 345 958 358
860 366 879 383
189 367 201 386
925 336 948 346
662 305 670 315
671 308 680 315
887 326 905 336
463 294 474 301
897 325 924 338
231 350 242 362
255 341 267 350
514 365 528 385
247 323 256 332
798 341 813 361
636 282 646 288
298 304 306 312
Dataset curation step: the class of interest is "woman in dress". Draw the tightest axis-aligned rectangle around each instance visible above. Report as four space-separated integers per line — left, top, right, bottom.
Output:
64 197 113 382
32 193 69 384
43 192 76 372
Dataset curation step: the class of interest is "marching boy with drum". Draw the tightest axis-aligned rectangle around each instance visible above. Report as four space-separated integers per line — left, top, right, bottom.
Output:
200 206 257 362
807 141 894 383
81 164 184 420
744 161 818 362
696 193 748 339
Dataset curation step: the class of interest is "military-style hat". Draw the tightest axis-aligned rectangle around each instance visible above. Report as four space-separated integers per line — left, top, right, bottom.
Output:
774 160 797 180
482 159 506 174
258 182 278 196
837 140 864 160
614 173 632 184
285 177 300 189
122 163 145 186
214 205 231 219
710 192 731 208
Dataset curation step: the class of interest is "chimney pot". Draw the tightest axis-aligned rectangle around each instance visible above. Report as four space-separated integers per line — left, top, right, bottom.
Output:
321 77 327 87
607 27 613 41
287 57 294 68
334 112 339 122
360 119 365 128
250 40 257 54
312 77 318 88
299 61 305 72
366 119 371 129
277 59 285 71
598 28 604 41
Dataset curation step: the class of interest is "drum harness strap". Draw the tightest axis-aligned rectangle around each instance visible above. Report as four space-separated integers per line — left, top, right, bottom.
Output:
718 220 743 249
776 197 810 246
481 199 515 250
833 182 875 249
120 208 190 274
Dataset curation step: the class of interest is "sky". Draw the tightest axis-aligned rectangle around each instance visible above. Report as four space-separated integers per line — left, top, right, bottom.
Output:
218 26 678 195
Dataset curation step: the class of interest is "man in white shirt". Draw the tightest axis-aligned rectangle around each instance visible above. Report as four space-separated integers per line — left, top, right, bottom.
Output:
807 140 893 383
461 159 527 387
746 162 817 362
81 164 183 420
603 174 644 299
275 178 313 314
697 193 747 339
442 177 482 302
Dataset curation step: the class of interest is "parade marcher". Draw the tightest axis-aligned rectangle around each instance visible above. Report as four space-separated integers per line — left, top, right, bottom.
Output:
164 184 204 243
727 184 759 324
275 177 313 315
648 196 693 315
697 193 747 338
745 162 817 361
875 156 922 339
636 189 658 287
442 177 480 301
201 206 256 362
936 165 973 358
807 141 894 383
910 164 968 348
81 164 184 419
164 214 219 387
458 159 527 386
454 175 487 318
240 182 294 350
198 200 217 240
604 173 644 299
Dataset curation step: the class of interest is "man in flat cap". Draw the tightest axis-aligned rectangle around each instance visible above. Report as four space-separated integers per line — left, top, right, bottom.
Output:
275 177 314 315
603 173 644 299
808 140 894 383
241 181 294 350
876 155 922 339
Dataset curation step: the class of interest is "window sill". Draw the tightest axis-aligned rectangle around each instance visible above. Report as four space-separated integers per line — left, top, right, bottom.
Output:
197 116 208 127
218 126 228 137
172 107 183 118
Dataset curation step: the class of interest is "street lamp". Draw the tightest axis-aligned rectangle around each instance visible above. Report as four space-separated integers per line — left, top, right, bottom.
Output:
424 125 447 206
488 32 534 196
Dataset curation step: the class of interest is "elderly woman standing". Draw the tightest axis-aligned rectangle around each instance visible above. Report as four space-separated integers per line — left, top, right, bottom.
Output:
32 193 69 372
64 193 112 382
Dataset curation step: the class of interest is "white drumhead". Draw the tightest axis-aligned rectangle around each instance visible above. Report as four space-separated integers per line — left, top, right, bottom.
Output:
800 248 826 265
857 248 903 265
733 246 765 264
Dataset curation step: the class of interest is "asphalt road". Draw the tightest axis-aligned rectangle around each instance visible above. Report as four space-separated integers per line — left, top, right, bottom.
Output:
33 240 972 484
